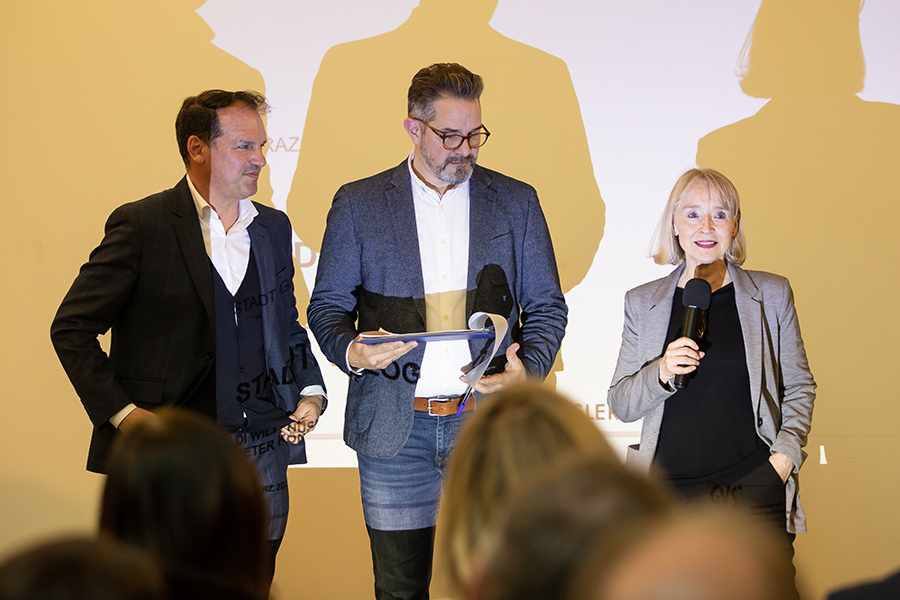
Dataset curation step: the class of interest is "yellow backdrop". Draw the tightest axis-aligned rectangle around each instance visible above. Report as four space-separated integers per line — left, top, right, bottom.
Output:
2 1 898 599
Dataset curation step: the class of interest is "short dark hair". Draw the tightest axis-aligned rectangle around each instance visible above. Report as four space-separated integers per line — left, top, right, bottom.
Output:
174 89 269 166
407 63 484 122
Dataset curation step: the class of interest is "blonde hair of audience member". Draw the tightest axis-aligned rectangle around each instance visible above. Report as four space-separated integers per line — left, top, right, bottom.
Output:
0 534 166 600
470 452 672 600
570 506 799 600
99 408 268 600
649 168 746 266
435 383 618 599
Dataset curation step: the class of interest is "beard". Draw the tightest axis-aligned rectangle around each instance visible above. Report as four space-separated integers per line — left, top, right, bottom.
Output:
421 149 477 186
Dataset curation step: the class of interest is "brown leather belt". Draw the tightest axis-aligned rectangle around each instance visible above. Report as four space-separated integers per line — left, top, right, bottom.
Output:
414 396 474 416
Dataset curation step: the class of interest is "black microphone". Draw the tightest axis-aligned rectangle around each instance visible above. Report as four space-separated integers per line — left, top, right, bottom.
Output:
674 278 712 390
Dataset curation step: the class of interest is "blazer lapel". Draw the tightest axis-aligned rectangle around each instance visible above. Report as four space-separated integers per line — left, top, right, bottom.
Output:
171 177 215 333
386 162 427 324
466 166 496 319
642 265 684 361
730 264 764 409
248 217 277 361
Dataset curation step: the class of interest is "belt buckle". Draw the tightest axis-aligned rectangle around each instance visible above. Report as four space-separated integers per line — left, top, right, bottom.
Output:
427 398 442 416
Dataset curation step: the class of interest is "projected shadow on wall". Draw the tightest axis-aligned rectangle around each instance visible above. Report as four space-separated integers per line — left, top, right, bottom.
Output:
286 0 604 296
10 0 273 534
696 0 900 528
43 0 273 205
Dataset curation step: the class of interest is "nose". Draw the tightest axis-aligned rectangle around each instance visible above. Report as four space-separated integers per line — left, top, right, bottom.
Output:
448 139 467 154
456 138 476 157
700 215 714 231
251 146 266 168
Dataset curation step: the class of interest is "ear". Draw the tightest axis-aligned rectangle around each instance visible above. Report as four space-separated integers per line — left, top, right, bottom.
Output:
403 118 422 145
186 135 208 167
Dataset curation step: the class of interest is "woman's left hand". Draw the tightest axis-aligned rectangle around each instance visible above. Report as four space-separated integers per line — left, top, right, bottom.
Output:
768 452 794 484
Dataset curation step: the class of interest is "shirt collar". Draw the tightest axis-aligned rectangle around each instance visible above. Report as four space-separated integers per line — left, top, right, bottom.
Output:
186 172 258 228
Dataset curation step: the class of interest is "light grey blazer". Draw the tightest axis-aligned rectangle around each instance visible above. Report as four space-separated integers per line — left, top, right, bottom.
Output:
607 262 815 533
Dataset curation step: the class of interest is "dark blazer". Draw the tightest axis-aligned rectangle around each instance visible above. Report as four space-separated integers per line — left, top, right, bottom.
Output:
307 161 567 459
827 569 900 600
51 177 324 472
607 262 815 532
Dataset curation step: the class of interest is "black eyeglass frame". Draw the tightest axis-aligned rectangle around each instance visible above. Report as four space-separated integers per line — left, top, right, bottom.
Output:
416 119 491 150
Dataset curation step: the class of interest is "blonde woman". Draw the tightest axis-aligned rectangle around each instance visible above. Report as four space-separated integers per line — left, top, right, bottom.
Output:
608 168 815 548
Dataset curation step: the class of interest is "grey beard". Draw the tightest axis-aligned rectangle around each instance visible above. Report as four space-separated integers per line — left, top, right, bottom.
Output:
425 153 476 185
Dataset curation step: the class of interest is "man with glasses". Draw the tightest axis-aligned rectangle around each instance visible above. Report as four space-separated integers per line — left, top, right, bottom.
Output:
308 63 567 600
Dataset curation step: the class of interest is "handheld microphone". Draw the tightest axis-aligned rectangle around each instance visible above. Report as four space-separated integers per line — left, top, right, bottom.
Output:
674 277 712 389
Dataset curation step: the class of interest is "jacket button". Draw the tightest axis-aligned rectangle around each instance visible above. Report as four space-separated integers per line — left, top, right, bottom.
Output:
758 417 763 427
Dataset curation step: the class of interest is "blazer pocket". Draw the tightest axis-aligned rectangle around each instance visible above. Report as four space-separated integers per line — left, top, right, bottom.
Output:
625 443 640 467
345 378 379 434
117 377 165 406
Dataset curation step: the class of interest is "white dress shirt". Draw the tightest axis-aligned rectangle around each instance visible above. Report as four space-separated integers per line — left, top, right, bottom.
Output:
188 173 256 298
407 152 471 398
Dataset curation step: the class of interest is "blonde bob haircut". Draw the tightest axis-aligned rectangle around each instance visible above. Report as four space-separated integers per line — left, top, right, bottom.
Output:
650 168 746 266
434 382 616 599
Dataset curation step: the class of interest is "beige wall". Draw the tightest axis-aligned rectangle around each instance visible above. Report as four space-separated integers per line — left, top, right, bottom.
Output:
2 2 899 599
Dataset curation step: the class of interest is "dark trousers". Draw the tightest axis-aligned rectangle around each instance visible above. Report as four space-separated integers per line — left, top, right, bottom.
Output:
264 537 282 588
670 458 799 599
366 525 436 600
669 449 787 525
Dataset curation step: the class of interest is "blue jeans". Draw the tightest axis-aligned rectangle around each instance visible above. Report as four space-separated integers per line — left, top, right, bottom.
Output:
358 409 470 599
358 410 469 530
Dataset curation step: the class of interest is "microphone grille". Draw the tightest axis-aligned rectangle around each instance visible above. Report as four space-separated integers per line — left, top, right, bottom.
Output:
682 278 712 310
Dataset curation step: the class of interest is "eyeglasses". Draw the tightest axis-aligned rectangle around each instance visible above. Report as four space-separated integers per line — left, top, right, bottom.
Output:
417 120 491 150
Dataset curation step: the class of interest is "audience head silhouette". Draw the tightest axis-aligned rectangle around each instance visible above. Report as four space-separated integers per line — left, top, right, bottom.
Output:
0 534 165 600
471 452 672 600
437 383 618 597
572 506 799 600
99 408 268 600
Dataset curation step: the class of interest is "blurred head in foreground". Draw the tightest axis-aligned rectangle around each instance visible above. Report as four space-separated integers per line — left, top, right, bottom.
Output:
436 383 618 598
471 452 673 600
99 408 268 600
0 534 165 600
571 505 800 600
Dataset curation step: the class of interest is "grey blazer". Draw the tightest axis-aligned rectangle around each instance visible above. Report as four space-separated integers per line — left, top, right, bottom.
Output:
607 262 815 532
308 161 567 459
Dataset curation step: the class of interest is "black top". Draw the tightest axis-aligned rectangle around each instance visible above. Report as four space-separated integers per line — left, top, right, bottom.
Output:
654 283 763 482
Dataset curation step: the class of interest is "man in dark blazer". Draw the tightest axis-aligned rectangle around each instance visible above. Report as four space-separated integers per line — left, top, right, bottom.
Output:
50 90 326 577
307 63 568 600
